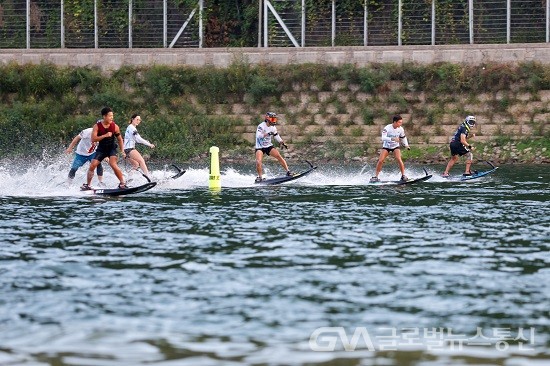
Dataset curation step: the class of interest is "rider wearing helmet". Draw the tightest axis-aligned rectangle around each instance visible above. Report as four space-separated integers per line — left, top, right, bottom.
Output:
254 112 293 183
442 115 477 177
464 115 476 128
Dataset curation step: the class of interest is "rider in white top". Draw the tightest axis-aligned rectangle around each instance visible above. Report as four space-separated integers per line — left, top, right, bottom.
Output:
65 127 104 184
370 115 411 182
74 128 98 156
254 112 292 183
124 124 154 150
381 122 409 150
123 114 155 179
256 120 283 149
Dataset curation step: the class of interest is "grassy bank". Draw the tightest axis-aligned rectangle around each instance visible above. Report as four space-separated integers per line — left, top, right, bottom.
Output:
0 61 549 164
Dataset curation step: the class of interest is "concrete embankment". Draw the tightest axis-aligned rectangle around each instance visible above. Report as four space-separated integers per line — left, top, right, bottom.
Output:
2 44 549 164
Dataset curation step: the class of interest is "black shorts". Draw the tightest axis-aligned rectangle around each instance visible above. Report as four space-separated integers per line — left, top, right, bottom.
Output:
124 148 135 155
256 146 274 155
449 142 469 156
383 147 399 153
94 146 118 161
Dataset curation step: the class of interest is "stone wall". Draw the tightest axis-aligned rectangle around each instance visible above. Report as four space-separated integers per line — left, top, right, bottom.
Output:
2 44 549 161
2 44 550 70
202 89 550 160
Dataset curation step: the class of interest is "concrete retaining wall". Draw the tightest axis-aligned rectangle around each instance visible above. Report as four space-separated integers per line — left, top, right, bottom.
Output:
2 44 548 162
2 44 550 70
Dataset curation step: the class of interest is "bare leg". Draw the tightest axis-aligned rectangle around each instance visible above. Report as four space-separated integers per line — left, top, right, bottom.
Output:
128 149 150 176
394 149 405 176
109 156 125 184
444 155 459 175
126 155 139 170
96 163 104 183
465 161 472 174
255 150 264 178
374 149 389 177
269 148 289 172
87 159 100 185
464 152 473 174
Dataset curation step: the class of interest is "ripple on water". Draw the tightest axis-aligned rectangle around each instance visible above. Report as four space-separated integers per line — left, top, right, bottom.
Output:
0 165 548 365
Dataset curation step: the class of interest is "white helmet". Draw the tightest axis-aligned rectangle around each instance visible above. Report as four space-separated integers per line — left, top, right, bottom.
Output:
464 115 476 127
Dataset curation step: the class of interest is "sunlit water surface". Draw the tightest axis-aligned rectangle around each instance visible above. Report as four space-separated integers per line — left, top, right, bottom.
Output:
0 158 548 366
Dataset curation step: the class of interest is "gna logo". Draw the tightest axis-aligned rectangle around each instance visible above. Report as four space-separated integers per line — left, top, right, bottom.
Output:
309 327 375 352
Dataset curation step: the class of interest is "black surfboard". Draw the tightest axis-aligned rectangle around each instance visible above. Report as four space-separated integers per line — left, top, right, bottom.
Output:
369 168 432 186
82 182 157 196
255 161 317 186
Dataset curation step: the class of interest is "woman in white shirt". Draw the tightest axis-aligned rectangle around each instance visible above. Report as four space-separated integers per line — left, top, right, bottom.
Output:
254 112 292 182
123 114 155 179
370 115 411 182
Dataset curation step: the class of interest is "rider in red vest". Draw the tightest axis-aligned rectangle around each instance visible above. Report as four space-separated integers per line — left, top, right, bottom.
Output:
81 107 127 190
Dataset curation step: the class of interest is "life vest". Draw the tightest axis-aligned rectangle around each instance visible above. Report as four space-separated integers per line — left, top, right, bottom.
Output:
96 119 118 150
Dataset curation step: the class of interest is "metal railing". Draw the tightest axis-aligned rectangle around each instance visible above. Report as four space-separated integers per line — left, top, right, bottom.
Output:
265 0 550 47
0 0 203 48
0 0 548 49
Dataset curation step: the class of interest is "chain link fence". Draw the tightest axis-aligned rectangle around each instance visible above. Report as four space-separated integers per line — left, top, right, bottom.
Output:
0 0 548 49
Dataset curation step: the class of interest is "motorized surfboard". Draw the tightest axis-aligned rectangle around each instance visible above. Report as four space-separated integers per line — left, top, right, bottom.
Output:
255 161 317 186
369 168 432 186
445 161 499 181
82 182 157 196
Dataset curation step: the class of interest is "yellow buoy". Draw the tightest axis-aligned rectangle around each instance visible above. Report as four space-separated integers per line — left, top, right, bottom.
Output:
209 146 221 189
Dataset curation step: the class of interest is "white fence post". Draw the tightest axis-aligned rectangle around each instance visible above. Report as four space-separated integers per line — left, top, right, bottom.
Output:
199 0 203 48
431 0 435 45
507 0 510 44
129 0 133 48
332 0 335 47
26 0 30 48
398 0 402 46
258 0 262 47
364 0 368 46
163 0 167 48
61 0 65 48
263 0 268 47
301 0 305 47
94 0 98 48
469 0 474 44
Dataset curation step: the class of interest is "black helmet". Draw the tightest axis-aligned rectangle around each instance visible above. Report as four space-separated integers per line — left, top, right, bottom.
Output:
464 115 476 128
265 112 278 125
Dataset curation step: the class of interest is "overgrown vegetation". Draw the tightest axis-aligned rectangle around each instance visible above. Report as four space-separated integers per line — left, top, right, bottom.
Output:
0 61 549 162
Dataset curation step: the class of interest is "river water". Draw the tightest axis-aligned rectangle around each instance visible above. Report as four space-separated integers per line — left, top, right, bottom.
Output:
0 158 548 366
